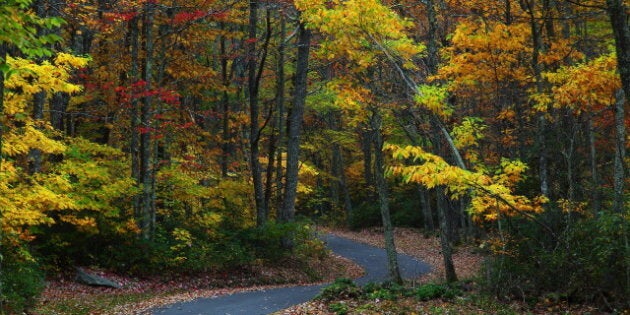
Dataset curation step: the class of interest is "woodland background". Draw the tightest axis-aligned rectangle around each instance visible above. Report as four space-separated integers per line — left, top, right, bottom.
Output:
0 0 628 313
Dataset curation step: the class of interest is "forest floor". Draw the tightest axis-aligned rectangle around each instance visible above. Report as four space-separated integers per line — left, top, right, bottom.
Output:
32 251 362 315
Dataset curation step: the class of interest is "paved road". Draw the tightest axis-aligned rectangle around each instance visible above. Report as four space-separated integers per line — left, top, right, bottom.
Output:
151 234 431 315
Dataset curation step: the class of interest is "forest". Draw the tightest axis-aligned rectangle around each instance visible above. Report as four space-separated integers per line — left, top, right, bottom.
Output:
0 0 628 314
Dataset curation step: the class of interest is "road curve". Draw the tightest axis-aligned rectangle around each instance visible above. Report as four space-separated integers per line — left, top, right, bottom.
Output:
151 233 431 315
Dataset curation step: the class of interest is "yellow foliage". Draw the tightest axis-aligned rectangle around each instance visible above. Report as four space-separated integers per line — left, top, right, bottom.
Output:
415 85 452 119
436 19 531 92
386 143 546 222
542 53 620 112
452 117 486 149
296 0 424 70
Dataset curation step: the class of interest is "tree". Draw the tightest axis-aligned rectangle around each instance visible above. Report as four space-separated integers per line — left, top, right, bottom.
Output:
281 20 311 230
295 0 425 283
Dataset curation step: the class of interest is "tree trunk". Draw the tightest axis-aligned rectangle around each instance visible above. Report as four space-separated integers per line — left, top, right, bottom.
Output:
606 0 628 213
437 187 458 283
526 1 550 197
248 0 267 226
129 15 141 220
29 1 47 174
613 89 626 213
588 117 600 214
606 0 630 97
425 0 439 74
139 2 155 240
361 129 374 186
220 22 230 178
29 91 45 174
332 138 353 221
419 188 434 232
281 21 311 225
371 110 402 284
50 92 68 131
275 13 287 212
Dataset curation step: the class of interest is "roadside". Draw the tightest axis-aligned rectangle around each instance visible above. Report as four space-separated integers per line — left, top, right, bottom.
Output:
33 251 361 315
276 228 607 315
323 227 483 282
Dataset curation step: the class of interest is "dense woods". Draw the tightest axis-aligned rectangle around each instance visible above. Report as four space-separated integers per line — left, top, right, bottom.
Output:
0 0 628 313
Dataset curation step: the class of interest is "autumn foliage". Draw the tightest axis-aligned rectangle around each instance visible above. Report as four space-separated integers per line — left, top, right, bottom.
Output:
0 0 628 313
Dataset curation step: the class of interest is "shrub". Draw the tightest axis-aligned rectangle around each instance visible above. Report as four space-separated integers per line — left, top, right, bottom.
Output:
414 283 461 300
317 278 362 301
481 212 629 310
363 282 409 300
328 302 349 315
0 244 45 314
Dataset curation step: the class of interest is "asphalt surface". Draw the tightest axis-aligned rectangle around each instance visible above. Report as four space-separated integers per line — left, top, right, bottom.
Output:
151 234 431 315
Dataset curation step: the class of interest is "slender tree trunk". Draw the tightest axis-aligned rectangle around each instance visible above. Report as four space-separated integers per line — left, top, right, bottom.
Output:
606 0 630 97
340 150 353 223
361 130 374 186
50 92 68 131
140 2 155 239
606 0 629 213
588 117 600 214
419 188 434 232
331 142 341 207
281 22 311 225
426 0 439 74
129 15 141 218
29 92 45 174
29 1 47 174
437 187 458 282
248 0 267 226
522 0 550 197
332 136 353 221
275 13 287 212
613 89 626 213
371 110 402 284
220 22 230 178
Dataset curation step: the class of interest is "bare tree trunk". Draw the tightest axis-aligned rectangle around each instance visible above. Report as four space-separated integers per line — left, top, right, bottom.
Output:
29 1 47 174
613 89 626 213
437 187 458 282
588 117 600 214
275 13 287 212
281 21 311 226
29 91 45 174
332 138 353 221
139 2 155 239
220 22 230 178
129 15 141 219
606 0 630 97
50 92 68 131
248 0 267 226
419 188 434 232
606 0 629 213
340 150 353 223
521 0 550 197
371 110 402 284
425 0 439 74
361 129 374 186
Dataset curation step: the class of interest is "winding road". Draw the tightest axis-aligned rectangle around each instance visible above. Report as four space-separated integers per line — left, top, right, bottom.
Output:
152 234 431 315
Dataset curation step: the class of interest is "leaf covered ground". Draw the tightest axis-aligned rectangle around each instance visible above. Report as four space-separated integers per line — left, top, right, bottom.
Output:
33 253 362 315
